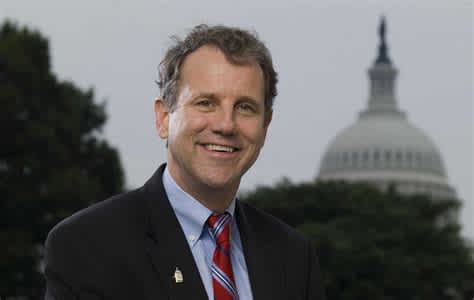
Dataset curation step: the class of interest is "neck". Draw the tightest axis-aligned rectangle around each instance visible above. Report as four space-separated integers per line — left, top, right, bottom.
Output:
167 164 238 214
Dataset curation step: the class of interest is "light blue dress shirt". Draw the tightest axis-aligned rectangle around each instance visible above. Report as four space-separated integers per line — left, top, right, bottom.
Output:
162 167 254 300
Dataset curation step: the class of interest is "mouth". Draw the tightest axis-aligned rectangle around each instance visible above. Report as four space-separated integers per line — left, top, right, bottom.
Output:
202 143 240 153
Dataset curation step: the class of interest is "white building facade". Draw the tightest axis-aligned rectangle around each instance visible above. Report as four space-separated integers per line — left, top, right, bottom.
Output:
317 18 456 200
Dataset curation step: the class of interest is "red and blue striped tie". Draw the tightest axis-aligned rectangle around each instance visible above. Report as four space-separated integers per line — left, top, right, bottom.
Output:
207 213 239 300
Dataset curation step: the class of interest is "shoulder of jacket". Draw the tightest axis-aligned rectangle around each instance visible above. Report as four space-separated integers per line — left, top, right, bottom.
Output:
45 188 146 247
238 200 311 245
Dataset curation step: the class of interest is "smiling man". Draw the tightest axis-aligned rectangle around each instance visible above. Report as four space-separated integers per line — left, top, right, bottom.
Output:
44 25 326 300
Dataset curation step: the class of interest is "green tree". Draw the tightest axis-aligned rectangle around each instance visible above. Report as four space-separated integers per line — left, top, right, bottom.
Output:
243 180 474 300
0 21 124 298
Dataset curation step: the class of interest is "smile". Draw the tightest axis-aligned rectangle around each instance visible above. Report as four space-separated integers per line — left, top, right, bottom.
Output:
203 144 240 153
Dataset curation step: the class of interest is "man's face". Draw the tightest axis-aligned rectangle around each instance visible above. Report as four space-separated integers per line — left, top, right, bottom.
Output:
155 45 272 198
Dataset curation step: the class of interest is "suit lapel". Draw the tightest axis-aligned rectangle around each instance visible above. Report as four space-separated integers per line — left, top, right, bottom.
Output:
236 202 285 300
143 165 208 300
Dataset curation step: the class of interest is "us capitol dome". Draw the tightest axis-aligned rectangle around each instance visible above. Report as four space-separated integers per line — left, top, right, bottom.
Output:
317 18 456 199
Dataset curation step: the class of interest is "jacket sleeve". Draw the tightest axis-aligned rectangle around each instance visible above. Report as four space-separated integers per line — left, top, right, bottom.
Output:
43 226 103 300
44 270 102 300
44 266 75 300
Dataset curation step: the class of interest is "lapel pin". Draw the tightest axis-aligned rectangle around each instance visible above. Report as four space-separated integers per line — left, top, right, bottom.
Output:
173 267 183 283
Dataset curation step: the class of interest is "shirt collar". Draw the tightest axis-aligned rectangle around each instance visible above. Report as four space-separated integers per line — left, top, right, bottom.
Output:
162 166 236 247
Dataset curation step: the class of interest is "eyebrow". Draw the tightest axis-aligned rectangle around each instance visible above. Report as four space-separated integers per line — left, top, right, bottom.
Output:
236 96 261 109
192 92 219 101
192 93 262 107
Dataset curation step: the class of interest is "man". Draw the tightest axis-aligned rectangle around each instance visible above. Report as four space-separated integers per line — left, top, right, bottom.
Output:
44 24 326 300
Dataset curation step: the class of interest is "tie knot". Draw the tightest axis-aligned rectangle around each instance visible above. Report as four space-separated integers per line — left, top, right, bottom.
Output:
207 212 232 247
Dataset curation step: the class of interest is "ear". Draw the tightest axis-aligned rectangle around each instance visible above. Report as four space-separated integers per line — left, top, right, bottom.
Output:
264 109 273 130
261 109 273 145
154 97 170 139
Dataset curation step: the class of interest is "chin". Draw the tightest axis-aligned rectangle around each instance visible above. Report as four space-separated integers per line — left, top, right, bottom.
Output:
198 170 241 190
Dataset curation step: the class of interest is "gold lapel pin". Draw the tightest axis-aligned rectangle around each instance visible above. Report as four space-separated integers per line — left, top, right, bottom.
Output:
173 267 183 283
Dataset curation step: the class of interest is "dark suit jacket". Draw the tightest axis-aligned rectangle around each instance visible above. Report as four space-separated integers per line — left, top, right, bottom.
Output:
44 164 326 299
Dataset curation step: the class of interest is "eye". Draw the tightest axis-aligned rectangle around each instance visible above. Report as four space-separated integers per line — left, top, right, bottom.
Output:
194 99 215 110
196 99 212 107
237 102 257 114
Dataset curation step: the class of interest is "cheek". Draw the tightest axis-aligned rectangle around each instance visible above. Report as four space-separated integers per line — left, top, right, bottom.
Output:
239 120 267 145
168 111 207 140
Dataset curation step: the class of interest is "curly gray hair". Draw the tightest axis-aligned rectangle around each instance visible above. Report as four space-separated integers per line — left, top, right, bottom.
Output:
157 24 278 112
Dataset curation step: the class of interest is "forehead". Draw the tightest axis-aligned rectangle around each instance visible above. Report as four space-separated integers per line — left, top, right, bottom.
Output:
178 45 265 101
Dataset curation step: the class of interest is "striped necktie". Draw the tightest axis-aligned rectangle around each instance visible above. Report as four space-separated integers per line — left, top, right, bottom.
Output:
207 213 239 300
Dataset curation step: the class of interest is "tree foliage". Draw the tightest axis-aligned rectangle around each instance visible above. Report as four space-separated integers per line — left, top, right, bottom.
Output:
243 180 474 300
0 21 124 298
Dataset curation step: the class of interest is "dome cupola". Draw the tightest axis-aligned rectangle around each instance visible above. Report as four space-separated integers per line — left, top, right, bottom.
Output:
317 17 456 199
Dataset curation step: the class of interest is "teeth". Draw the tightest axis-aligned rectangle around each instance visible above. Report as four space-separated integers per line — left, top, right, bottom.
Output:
205 144 236 153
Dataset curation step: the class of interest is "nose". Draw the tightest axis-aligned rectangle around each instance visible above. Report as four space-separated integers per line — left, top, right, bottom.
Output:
211 107 237 136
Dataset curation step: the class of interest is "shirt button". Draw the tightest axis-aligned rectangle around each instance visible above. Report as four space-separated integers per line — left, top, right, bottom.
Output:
188 235 196 242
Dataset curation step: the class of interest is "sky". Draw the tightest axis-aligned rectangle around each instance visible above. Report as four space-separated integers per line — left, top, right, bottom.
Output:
1 0 472 238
